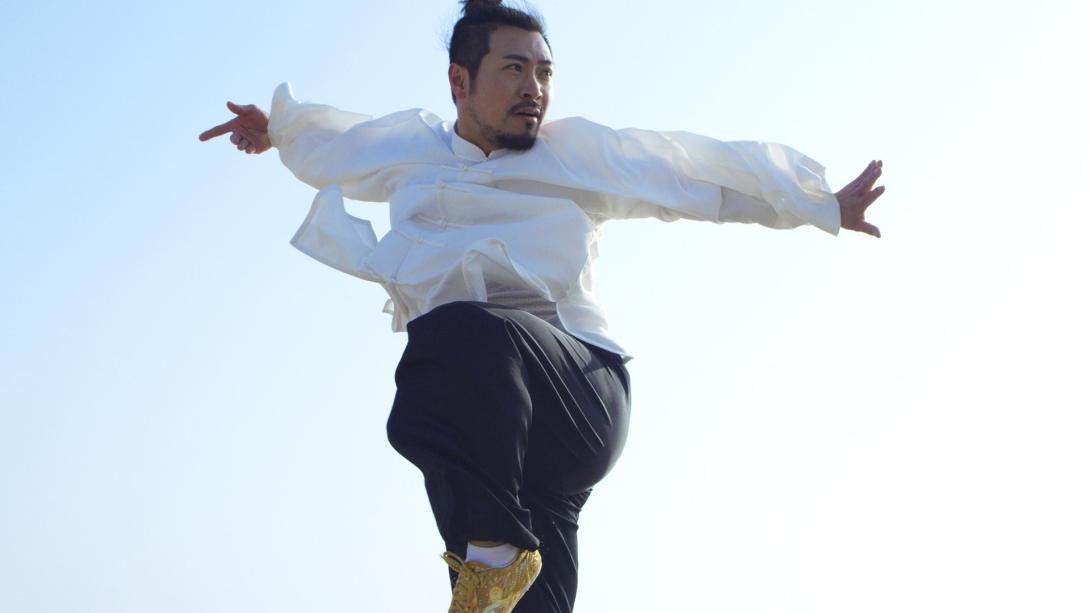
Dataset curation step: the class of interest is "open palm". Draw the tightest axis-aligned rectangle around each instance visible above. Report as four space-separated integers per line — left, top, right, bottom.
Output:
836 160 886 238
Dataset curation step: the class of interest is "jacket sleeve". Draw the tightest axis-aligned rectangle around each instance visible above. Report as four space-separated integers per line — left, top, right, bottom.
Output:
540 117 841 235
267 82 440 202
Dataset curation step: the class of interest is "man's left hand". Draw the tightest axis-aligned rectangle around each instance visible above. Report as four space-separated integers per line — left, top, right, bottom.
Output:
836 160 886 238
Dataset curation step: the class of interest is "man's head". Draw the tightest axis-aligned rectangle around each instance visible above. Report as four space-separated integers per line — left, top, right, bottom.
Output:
447 0 552 153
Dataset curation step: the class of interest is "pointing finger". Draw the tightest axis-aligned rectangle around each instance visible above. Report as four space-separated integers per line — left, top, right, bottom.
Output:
199 119 235 141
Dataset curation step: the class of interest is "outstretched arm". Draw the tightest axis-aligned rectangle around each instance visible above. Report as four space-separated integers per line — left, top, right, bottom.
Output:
199 83 444 204
541 117 888 237
540 118 843 233
198 101 271 154
835 160 885 238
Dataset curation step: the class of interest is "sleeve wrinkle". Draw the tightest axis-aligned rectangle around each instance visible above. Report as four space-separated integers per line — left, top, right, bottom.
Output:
268 83 438 202
543 116 840 234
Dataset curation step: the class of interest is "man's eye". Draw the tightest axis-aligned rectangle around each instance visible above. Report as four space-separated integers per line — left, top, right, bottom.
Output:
507 64 523 72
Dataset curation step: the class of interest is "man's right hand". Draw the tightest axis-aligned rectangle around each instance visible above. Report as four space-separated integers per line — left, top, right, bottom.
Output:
198 101 272 154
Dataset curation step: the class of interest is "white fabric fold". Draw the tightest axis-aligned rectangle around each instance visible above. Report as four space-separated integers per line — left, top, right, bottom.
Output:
289 185 381 282
267 81 843 361
537 117 841 233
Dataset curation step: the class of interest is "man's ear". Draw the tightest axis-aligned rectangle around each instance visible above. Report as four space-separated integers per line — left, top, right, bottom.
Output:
448 63 469 102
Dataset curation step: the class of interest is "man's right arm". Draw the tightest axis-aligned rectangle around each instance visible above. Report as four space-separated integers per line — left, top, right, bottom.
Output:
264 82 375 179
198 83 373 165
200 83 457 206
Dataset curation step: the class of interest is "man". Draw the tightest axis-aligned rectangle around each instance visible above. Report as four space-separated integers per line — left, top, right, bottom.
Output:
199 1 885 611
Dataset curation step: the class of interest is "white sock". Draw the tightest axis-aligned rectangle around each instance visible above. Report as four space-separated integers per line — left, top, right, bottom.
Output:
466 542 519 568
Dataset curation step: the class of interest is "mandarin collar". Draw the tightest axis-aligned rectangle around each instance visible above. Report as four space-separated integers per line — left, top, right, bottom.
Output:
451 122 511 162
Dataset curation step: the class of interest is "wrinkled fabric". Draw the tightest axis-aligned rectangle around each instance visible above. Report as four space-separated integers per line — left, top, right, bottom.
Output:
269 82 841 361
386 301 630 612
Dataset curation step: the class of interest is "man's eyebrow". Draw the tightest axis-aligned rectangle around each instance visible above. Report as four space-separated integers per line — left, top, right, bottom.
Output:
502 54 553 65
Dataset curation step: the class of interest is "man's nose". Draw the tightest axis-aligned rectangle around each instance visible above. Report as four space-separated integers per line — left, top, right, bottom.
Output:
520 73 544 100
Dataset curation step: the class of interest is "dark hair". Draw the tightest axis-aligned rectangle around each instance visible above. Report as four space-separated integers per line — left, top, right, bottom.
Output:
448 0 549 102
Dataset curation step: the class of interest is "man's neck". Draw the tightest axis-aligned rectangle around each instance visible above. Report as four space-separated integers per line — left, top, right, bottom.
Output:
453 120 498 156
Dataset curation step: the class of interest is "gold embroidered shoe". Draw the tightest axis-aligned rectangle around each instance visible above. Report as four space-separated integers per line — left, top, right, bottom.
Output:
441 548 542 613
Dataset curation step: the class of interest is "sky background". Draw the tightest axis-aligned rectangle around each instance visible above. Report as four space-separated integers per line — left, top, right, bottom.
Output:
2 0 1088 611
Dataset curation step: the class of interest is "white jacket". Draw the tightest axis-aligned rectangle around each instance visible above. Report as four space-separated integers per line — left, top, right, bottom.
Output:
268 82 841 361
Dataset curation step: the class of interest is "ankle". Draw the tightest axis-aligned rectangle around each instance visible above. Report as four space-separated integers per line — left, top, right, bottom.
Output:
465 541 519 568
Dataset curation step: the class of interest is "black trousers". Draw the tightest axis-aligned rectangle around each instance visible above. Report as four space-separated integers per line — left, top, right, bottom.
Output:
386 301 632 612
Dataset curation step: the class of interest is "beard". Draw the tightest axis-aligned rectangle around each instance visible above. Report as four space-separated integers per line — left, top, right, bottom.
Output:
495 127 538 151
467 104 540 151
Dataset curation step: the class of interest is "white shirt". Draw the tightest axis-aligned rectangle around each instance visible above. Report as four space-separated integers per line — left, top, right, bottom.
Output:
268 82 841 362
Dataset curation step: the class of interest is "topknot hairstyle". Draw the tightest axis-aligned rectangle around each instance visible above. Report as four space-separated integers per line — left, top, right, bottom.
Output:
448 0 549 102
463 0 503 11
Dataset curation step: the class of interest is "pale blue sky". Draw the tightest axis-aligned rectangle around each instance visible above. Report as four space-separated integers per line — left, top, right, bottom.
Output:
2 1 1087 611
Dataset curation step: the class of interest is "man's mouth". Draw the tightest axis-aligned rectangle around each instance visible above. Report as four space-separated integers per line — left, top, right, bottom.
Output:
512 106 542 119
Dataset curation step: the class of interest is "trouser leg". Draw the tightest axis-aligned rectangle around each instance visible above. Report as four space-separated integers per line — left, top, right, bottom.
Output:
509 489 591 613
387 301 542 550
386 301 631 611
440 488 590 613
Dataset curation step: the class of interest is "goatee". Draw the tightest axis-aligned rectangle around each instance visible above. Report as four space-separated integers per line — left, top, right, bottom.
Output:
495 130 537 151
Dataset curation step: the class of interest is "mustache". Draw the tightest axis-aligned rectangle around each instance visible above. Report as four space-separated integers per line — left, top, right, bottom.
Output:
510 102 543 114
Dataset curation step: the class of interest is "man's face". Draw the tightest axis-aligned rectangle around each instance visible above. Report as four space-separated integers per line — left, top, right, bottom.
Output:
453 26 553 152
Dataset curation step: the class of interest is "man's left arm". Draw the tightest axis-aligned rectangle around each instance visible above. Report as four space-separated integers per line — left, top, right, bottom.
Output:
540 117 885 236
